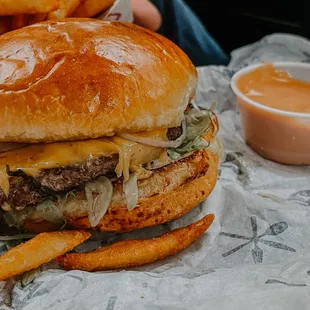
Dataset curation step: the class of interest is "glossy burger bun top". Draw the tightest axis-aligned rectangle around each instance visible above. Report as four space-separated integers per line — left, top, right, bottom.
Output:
0 18 197 143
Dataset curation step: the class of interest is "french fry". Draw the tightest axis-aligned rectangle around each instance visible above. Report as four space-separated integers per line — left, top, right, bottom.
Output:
0 230 90 281
58 214 215 271
28 13 47 25
11 15 29 30
0 0 60 16
72 0 114 17
48 0 80 19
0 16 11 35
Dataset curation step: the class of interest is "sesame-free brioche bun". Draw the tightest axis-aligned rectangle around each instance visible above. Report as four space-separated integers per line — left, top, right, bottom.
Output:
23 150 218 233
0 19 197 143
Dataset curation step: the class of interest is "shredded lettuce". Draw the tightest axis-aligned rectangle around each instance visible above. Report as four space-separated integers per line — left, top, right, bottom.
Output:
3 210 28 228
167 107 213 160
168 136 208 160
35 200 64 224
3 200 65 229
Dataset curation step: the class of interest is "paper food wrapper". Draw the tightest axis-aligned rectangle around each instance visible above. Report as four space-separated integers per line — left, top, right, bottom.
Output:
1 34 310 310
97 0 133 23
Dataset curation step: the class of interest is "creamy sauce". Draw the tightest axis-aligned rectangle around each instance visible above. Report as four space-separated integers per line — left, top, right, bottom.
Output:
238 63 310 113
236 63 310 165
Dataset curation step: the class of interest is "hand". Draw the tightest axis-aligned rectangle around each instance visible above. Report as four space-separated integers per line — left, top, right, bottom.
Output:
131 0 162 31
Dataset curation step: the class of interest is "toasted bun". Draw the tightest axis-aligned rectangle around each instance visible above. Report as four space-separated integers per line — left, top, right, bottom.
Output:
0 19 197 143
24 151 218 233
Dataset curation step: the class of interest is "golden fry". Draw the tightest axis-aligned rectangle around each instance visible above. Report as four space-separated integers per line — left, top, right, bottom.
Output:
0 230 90 281
0 0 60 15
73 0 114 17
58 214 215 271
0 16 11 35
11 15 29 30
48 0 80 19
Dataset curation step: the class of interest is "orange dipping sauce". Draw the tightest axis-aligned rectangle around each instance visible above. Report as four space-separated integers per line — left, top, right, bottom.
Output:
237 64 310 113
231 62 310 165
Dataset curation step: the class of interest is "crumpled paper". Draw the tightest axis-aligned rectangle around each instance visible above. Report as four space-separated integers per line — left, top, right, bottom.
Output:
1 33 310 310
97 0 133 23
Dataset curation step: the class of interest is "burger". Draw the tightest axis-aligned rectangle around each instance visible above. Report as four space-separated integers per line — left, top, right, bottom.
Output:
0 19 219 235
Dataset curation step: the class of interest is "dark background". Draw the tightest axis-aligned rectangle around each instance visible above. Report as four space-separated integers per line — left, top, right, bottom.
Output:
185 0 309 54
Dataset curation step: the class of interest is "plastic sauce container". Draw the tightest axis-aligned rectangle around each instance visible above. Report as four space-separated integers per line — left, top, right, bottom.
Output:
231 62 310 165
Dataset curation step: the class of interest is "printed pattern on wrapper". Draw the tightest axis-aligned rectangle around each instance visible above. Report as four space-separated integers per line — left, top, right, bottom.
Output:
96 0 134 22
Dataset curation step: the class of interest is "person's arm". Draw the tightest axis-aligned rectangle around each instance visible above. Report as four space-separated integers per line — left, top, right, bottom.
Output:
131 0 162 31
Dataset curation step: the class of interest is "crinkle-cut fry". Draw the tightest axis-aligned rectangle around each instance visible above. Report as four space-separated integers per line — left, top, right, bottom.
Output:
0 230 90 281
48 0 81 19
0 0 60 15
72 0 114 17
58 214 215 271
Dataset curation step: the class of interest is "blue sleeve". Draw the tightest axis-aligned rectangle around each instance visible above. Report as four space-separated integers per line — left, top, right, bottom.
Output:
152 0 229 66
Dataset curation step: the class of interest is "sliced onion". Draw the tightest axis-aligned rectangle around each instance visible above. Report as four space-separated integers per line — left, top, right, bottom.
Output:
209 111 219 135
85 176 113 227
119 121 187 149
210 102 217 112
186 108 209 124
206 137 224 161
123 173 139 211
189 102 200 110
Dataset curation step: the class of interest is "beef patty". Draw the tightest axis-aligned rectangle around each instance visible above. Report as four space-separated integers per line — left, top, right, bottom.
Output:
167 125 182 141
0 127 184 209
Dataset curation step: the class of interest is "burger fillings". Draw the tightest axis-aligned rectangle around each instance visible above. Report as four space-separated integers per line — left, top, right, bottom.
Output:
0 19 220 234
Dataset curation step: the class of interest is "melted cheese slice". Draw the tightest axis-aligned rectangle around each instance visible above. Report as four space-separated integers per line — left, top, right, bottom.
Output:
111 129 167 180
0 129 168 196
0 139 119 176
